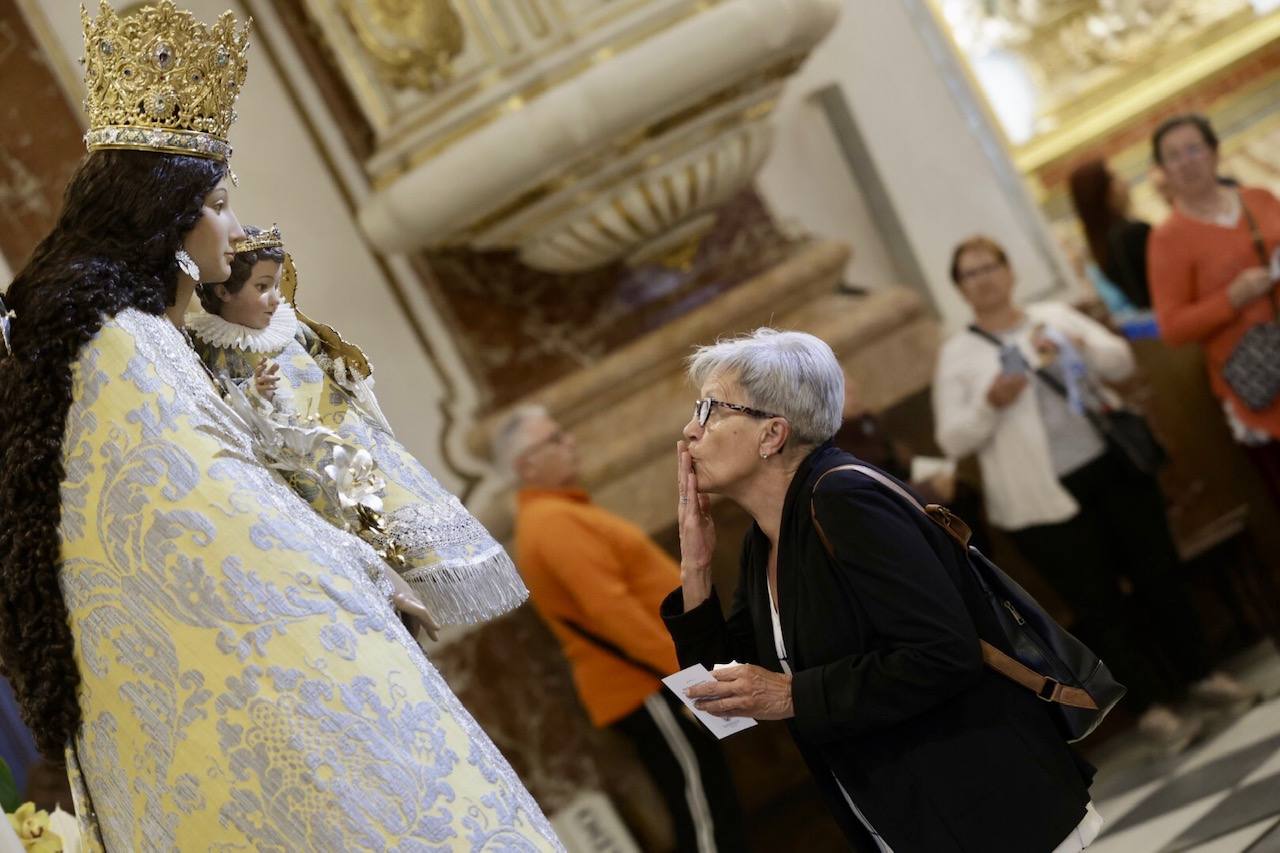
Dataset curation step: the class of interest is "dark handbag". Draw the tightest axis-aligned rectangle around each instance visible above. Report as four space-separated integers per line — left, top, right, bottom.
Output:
1089 407 1167 476
968 324 1167 476
811 464 1126 742
1222 197 1280 412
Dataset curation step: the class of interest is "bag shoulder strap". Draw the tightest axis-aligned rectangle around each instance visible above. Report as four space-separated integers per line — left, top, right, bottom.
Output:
967 323 1072 399
555 614 668 681
808 463 1098 711
810 463 973 550
1238 191 1280 321
1240 191 1269 267
967 325 1115 440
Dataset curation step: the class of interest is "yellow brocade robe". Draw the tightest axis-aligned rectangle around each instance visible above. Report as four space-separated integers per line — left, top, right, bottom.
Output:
59 309 561 852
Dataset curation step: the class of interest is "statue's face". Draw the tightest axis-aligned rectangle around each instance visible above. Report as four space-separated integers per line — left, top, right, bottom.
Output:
185 178 245 282
215 260 282 330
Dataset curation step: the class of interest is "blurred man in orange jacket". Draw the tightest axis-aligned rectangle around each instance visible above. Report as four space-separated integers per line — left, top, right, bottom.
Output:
496 405 745 853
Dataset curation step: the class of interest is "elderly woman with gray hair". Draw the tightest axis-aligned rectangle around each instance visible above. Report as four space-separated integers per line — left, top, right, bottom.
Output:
661 329 1099 852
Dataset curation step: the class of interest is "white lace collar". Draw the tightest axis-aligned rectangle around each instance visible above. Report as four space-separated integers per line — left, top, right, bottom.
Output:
187 300 299 352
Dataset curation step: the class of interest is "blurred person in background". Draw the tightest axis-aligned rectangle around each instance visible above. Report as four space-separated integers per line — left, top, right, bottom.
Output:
497 405 745 853
1148 113 1280 505
1069 158 1152 312
934 235 1255 753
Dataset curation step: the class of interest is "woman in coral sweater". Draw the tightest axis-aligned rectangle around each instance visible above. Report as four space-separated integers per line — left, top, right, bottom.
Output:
1148 114 1280 502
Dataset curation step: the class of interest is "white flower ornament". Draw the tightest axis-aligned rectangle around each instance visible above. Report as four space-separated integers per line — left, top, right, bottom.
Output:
324 445 385 514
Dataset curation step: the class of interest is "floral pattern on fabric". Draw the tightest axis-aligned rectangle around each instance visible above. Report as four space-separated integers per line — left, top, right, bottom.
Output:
192 310 527 625
60 309 561 852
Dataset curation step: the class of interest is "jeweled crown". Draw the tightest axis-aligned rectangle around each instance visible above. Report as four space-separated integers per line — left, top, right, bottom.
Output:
234 224 283 254
80 1 251 162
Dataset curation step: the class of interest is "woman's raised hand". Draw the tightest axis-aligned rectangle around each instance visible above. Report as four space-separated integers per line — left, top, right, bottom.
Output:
677 440 716 611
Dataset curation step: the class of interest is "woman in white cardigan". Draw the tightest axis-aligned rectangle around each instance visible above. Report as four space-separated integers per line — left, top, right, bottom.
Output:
934 235 1254 751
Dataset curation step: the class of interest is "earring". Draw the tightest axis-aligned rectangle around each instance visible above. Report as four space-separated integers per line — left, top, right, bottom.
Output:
761 451 769 460
175 248 201 280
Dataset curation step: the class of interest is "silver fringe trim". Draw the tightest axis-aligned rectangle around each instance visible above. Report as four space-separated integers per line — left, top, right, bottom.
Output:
400 546 529 626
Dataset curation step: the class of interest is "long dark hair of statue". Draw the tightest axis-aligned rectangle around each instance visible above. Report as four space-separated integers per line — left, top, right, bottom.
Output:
0 149 224 758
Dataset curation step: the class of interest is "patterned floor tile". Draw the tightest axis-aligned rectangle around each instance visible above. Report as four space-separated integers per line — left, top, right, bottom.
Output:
1101 735 1280 837
1087 793 1229 853
1246 818 1280 852
1164 772 1280 852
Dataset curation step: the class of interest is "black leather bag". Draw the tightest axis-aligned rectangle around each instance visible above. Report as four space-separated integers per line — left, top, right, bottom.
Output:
1222 197 1280 412
812 465 1126 742
1084 407 1167 477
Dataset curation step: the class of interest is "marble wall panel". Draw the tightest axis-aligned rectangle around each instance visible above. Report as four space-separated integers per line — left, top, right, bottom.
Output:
423 189 800 406
0 0 84 270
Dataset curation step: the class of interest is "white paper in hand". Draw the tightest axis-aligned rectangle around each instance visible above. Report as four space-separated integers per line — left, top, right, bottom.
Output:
909 455 956 484
661 664 757 739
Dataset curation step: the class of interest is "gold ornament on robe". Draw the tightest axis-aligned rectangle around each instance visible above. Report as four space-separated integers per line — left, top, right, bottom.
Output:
340 0 464 91
80 0 251 161
279 252 375 379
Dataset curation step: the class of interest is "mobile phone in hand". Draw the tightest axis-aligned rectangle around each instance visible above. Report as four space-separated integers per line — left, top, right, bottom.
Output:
999 344 1030 375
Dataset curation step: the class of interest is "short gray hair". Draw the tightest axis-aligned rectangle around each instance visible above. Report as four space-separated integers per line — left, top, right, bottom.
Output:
687 329 843 445
492 404 549 483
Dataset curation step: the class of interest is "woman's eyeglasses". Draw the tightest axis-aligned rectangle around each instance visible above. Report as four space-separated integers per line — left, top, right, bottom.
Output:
693 398 781 427
957 261 1006 282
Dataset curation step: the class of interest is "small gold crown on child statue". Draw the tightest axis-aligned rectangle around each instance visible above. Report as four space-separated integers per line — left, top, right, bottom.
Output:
80 1 251 163
234 224 284 255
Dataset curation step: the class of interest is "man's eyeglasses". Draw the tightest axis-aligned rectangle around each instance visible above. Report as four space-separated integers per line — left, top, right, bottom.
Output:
693 398 781 427
518 428 571 460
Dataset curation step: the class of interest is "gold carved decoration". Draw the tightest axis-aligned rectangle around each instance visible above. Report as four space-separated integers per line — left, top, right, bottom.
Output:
340 0 464 92
280 253 375 377
935 0 1276 170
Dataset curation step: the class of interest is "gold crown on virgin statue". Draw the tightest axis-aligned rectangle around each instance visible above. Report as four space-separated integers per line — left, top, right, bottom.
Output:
80 1 251 162
234 224 283 254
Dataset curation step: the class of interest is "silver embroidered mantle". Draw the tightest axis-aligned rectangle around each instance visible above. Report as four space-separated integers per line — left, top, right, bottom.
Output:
189 304 529 626
58 309 562 852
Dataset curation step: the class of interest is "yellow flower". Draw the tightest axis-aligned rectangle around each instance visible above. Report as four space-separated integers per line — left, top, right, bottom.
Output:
7 802 63 852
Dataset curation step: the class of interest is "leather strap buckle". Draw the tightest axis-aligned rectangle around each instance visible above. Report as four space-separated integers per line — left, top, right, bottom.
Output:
1037 678 1060 702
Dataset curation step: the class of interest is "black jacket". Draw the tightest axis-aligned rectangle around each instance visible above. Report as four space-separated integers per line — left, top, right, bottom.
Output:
1104 219 1152 309
661 445 1093 851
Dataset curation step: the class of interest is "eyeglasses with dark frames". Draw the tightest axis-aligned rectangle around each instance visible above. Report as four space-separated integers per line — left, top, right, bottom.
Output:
693 398 782 427
956 260 1006 282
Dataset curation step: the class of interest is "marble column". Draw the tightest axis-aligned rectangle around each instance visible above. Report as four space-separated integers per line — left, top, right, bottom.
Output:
0 0 85 270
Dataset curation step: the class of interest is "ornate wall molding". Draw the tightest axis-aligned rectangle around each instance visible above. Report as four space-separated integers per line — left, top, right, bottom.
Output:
290 0 839 271
339 0 465 92
935 0 1280 171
